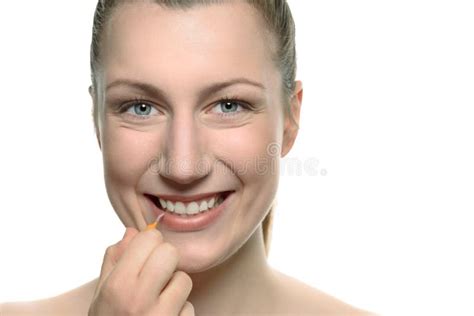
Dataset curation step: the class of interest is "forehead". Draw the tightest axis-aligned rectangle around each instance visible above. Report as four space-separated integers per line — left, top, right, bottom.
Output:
100 1 279 91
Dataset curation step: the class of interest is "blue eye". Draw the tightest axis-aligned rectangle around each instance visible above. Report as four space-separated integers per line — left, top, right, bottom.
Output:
130 103 152 115
212 100 248 116
121 101 160 120
219 101 240 113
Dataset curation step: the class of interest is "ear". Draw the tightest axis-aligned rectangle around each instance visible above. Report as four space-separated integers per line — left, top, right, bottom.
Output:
89 85 102 150
281 80 303 157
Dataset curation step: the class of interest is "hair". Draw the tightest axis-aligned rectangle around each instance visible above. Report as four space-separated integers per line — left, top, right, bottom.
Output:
90 0 297 257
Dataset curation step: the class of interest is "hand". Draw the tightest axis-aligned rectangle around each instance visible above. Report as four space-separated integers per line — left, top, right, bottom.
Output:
88 227 194 315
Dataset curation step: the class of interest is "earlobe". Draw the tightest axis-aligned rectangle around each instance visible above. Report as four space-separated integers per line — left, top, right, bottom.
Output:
281 80 303 157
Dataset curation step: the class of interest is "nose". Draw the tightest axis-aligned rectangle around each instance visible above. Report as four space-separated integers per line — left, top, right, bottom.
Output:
157 111 210 185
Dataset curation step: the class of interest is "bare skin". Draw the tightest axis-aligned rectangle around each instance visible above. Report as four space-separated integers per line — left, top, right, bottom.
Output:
1 227 372 316
2 2 375 315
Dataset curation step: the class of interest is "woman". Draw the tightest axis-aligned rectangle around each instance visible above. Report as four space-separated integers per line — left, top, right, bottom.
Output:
2 0 372 315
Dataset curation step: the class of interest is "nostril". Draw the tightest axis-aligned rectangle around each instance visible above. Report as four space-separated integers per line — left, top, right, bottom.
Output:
155 154 212 185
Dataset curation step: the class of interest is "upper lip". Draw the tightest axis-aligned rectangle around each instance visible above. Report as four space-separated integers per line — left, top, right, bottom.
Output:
147 191 232 203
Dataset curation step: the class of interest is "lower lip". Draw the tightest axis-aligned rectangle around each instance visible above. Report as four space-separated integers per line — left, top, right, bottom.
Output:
146 192 234 232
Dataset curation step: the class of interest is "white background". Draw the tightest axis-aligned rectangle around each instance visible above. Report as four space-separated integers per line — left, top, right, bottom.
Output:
1 1 473 315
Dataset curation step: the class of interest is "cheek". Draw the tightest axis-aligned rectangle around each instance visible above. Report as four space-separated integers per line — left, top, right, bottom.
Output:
102 127 159 185
208 115 281 185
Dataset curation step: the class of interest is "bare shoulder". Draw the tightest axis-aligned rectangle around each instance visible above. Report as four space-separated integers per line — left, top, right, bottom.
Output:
269 269 376 316
1 278 98 316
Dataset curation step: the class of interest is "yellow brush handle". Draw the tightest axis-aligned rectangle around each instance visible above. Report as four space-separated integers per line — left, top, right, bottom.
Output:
145 214 164 231
146 222 158 231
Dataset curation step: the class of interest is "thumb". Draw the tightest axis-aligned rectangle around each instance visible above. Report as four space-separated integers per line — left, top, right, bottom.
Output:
94 227 139 296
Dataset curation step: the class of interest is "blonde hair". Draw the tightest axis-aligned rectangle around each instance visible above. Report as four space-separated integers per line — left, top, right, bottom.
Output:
90 0 297 256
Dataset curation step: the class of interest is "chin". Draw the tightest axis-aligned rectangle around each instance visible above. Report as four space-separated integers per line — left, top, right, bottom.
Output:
175 247 227 273
172 234 241 274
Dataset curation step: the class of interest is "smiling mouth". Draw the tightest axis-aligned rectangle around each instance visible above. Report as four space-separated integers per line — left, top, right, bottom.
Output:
146 191 233 216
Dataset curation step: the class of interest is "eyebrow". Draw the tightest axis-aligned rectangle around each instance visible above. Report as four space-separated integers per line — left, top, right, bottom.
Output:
106 77 266 103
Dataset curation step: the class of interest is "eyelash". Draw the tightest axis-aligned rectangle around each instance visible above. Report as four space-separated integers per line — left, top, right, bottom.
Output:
212 95 253 116
118 96 253 121
118 97 159 120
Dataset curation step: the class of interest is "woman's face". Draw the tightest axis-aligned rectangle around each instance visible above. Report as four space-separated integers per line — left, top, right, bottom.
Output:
94 1 299 272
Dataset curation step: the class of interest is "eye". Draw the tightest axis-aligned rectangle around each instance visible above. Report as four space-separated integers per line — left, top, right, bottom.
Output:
219 101 240 113
121 100 160 120
210 99 249 116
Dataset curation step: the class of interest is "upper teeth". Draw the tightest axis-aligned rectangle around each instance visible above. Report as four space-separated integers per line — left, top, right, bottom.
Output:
158 194 224 215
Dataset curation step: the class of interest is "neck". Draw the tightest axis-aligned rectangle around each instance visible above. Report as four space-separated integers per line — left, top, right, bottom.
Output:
188 225 274 315
83 226 274 315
